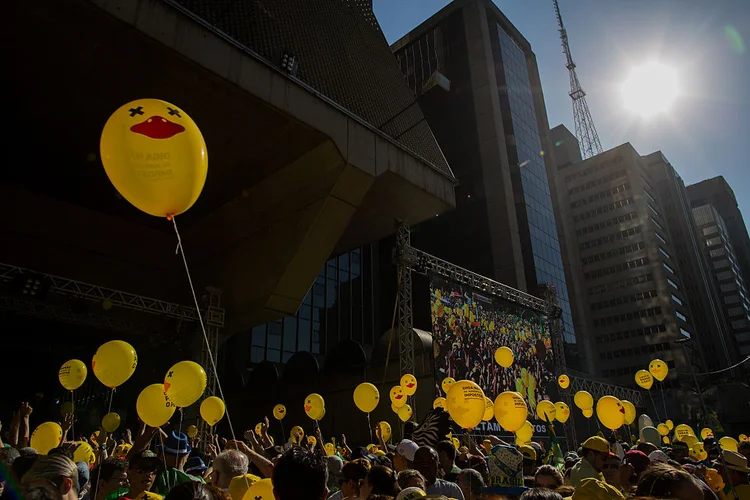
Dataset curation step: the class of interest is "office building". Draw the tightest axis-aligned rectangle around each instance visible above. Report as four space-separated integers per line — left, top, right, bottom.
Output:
549 128 698 391
692 204 750 358
390 0 580 366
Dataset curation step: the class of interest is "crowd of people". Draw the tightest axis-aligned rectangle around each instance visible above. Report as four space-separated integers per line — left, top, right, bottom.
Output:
430 281 555 409
2 401 749 500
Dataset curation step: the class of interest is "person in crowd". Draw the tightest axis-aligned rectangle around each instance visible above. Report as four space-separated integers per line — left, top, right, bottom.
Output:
570 437 609 487
122 451 161 499
738 441 750 462
397 469 426 491
328 460 369 500
457 468 484 500
434 441 461 483
520 445 538 477
395 486 427 500
671 442 691 464
718 450 750 500
21 454 80 500
413 446 464 500
602 453 626 493
533 465 563 490
636 462 703 500
573 477 625 500
153 432 204 495
91 458 129 500
519 488 563 500
394 440 418 473
555 485 574 497
163 482 227 500
272 447 327 500
185 457 209 479
210 451 248 491
359 465 400 498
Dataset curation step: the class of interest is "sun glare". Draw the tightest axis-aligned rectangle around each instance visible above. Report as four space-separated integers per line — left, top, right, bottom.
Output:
621 62 680 119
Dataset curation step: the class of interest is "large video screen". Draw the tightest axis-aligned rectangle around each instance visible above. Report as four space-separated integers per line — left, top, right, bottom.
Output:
429 274 555 416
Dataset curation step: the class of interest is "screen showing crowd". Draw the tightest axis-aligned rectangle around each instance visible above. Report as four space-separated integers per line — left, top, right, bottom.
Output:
429 274 555 415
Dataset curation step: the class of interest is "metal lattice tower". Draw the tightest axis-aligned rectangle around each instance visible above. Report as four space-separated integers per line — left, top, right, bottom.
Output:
553 0 603 159
395 222 416 378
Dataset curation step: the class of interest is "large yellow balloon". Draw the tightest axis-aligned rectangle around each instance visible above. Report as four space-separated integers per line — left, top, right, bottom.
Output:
483 397 495 422
649 359 669 382
536 400 557 422
59 359 88 391
494 391 528 432
137 384 175 427
666 420 674 430
494 347 514 368
273 404 287 420
433 397 447 410
719 436 739 452
73 442 96 466
657 423 670 436
92 340 137 389
574 391 594 410
353 383 380 413
186 425 199 438
674 424 695 441
304 393 326 421
400 374 418 396
555 402 570 423
31 422 63 455
683 435 699 448
635 370 654 390
516 420 534 442
102 412 121 433
290 426 304 444
441 377 456 394
390 386 407 408
621 400 636 425
378 421 392 442
582 408 593 418
446 380 486 429
200 396 226 426
100 98 208 218
164 361 207 408
701 428 714 440
596 396 626 430
558 374 570 389
241 478 274 500
398 404 413 422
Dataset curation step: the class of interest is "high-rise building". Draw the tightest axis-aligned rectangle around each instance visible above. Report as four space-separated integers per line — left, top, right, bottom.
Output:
390 0 579 366
549 129 698 392
692 204 750 358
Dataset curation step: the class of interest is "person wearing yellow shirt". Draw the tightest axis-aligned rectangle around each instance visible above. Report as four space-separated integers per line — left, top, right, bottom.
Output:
570 437 609 487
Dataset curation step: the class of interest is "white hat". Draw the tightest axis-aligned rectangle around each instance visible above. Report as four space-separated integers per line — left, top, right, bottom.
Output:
396 487 427 500
648 450 669 463
396 439 419 462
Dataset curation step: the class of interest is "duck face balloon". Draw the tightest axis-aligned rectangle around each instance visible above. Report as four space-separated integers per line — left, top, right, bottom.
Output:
390 386 407 408
649 359 669 382
441 377 456 394
400 374 418 396
304 393 325 420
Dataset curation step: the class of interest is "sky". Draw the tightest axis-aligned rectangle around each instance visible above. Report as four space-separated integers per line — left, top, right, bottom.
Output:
373 0 750 218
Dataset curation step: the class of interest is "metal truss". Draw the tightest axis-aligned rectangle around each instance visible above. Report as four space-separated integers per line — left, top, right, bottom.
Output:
0 296 135 332
395 223 416 378
570 375 642 406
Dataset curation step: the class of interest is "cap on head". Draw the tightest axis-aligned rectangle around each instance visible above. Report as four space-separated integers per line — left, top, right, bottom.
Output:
519 445 537 461
582 436 610 454
396 440 419 462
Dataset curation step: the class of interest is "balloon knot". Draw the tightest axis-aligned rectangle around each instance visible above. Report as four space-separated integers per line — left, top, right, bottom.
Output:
167 215 173 221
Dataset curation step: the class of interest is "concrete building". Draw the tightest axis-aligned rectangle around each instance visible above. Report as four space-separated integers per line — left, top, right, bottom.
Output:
388 0 580 367
692 204 750 358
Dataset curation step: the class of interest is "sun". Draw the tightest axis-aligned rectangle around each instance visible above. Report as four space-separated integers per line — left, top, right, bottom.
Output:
621 62 680 118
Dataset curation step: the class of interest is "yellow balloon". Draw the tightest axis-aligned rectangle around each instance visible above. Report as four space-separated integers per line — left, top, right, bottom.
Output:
433 397 447 410
446 380 486 429
483 397 495 422
701 428 714 440
621 400 636 425
92 340 138 389
102 412 121 433
391 403 399 413
273 404 287 420
398 404 413 422
307 436 317 447
60 402 75 417
186 425 199 438
324 443 336 456
494 347 514 368
137 384 176 427
690 442 708 461
353 383 380 413
164 361 207 408
516 420 534 442
558 374 570 389
452 437 461 450
674 424 695 441
255 423 264 436
290 426 304 444
241 478 274 500
536 400 556 422
200 396 226 426
31 422 63 455
635 370 654 390
73 442 96 465
662 436 670 445
59 359 87 391
683 435 699 448
666 420 674 430
304 393 326 421
400 374 418 396
100 98 208 218
555 402 570 423
389 386 407 408
719 436 739 452
494 391 528 432
582 408 593 418
378 421 392 442
596 396 626 430
739 434 748 442
649 359 669 382
441 377 456 394
574 391 594 410
657 423 670 436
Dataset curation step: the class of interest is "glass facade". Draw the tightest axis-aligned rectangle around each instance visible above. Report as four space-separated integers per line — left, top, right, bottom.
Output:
249 246 376 363
496 25 576 344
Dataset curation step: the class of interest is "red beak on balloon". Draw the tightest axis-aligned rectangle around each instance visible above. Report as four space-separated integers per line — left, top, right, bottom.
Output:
619 407 625 414
407 383 415 388
395 394 403 400
130 116 185 139
164 382 171 392
304 405 311 412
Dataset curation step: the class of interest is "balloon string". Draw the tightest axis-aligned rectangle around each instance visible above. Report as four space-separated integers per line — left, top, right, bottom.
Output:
159 432 171 492
659 384 668 421
171 216 239 446
367 413 373 444
94 390 115 498
178 409 184 441
71 390 75 443
647 391 661 422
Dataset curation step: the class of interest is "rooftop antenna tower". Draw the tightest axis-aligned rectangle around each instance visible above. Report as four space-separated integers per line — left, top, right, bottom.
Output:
553 0 603 159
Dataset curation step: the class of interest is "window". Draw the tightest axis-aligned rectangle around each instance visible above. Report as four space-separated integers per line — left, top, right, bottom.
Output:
671 294 683 306
724 294 741 305
713 259 731 270
659 248 671 260
667 278 679 290
584 257 649 281
680 328 692 338
703 226 719 236
705 236 722 247
675 310 687 322
650 217 664 231
663 262 675 274
655 232 667 245
709 248 726 258
648 204 661 217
